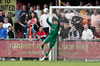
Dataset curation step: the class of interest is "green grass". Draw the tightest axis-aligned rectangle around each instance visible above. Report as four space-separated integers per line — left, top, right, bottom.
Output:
0 61 100 66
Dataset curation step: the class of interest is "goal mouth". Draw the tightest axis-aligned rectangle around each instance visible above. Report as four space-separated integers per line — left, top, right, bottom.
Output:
49 6 100 61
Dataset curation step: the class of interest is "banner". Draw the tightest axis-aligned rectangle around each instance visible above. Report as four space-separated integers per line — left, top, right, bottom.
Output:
0 40 48 57
58 41 100 59
0 0 16 17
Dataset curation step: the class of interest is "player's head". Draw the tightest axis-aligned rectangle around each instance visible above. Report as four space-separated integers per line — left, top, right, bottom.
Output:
52 17 58 25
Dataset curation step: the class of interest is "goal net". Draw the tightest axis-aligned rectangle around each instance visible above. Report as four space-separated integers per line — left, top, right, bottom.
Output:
49 6 100 61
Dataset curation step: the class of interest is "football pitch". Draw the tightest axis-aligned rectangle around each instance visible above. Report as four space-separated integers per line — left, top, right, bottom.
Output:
0 61 100 66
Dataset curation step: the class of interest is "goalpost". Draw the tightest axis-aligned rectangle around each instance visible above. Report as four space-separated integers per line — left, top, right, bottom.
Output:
49 6 100 61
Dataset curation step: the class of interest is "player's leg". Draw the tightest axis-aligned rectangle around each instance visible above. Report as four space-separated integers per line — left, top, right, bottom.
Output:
41 42 48 55
40 39 56 61
40 36 50 55
40 48 52 61
45 40 56 56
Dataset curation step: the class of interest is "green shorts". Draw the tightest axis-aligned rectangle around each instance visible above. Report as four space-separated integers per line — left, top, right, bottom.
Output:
43 36 57 48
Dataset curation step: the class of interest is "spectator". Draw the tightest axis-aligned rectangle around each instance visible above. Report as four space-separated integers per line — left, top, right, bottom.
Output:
34 5 42 19
65 1 71 6
18 20 35 39
96 0 100 6
3 18 12 32
81 11 90 27
20 5 28 18
0 21 7 39
31 12 40 32
94 27 100 40
91 10 100 28
13 5 22 37
40 8 49 35
81 24 93 40
56 9 61 18
41 4 48 14
49 2 53 6
4 12 13 26
60 23 70 40
19 5 28 38
68 25 80 40
86 9 94 16
29 7 36 18
59 12 69 27
80 9 86 16
17 13 30 38
79 1 84 6
71 12 82 30
65 9 75 27
72 13 83 37
24 13 29 25
0 10 4 23
36 27 46 40
20 13 29 37
8 26 14 38
33 5 36 10
27 2 31 10
13 5 21 22
43 4 48 9
64 2 71 13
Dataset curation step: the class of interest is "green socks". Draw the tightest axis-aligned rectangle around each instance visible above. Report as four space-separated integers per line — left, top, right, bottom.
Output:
41 45 44 49
45 50 50 56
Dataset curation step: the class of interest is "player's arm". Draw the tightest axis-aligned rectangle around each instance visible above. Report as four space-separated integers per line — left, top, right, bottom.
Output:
57 18 60 27
46 18 53 26
53 14 60 27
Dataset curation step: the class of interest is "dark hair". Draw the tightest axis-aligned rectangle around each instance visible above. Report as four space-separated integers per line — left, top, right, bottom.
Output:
31 12 38 18
52 17 57 22
30 12 39 22
8 26 12 28
0 20 4 23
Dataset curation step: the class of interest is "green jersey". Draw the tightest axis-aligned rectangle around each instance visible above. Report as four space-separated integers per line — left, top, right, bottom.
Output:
46 18 60 37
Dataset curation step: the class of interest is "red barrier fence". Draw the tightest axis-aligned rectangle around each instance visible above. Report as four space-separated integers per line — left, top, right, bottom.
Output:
0 40 100 60
58 41 100 59
0 40 48 58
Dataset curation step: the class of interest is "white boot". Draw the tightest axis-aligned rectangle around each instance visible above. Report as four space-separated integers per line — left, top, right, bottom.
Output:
39 56 46 61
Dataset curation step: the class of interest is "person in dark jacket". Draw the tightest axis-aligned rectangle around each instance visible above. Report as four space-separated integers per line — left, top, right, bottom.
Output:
60 23 71 40
0 10 4 23
68 25 80 40
8 26 14 38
